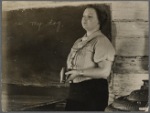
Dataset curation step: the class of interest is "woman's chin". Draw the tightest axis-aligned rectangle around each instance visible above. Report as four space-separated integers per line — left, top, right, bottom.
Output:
82 27 89 31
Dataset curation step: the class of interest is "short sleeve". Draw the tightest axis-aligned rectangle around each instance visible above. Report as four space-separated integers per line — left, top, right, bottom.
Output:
93 37 115 63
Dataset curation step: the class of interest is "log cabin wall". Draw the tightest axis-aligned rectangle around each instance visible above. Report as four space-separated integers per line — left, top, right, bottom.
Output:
109 1 149 104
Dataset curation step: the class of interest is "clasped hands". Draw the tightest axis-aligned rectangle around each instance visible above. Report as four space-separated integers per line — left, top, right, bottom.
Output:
65 70 83 82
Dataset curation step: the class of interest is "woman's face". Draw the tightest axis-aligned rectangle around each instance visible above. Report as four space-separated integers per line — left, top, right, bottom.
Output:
81 8 100 31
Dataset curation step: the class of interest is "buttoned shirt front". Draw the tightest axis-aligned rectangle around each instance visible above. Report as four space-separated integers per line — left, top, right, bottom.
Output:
67 30 115 83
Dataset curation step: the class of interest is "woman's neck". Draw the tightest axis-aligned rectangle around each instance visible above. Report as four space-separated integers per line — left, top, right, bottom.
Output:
86 28 99 37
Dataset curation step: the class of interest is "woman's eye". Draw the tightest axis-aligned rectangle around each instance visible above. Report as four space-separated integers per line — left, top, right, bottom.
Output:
82 15 93 19
88 16 92 18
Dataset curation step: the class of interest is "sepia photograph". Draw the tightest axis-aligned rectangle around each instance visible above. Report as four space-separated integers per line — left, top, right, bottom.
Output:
1 0 149 112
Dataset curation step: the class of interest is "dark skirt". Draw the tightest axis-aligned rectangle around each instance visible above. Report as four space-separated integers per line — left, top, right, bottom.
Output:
65 79 109 111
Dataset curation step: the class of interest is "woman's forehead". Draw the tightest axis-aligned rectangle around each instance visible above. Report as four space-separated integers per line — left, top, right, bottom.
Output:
83 8 97 15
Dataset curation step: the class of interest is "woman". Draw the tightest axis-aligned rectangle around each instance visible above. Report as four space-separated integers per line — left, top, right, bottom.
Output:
65 5 115 111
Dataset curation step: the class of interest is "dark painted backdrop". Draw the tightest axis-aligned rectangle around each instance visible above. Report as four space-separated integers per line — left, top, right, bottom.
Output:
3 4 111 86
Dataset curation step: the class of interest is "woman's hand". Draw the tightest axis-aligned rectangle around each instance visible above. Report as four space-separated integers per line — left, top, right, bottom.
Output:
65 70 80 82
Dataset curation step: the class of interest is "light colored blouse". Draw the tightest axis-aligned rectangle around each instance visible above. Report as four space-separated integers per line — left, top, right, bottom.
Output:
67 30 115 83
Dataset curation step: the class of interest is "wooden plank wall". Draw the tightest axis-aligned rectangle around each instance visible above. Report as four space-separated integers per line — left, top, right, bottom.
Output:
109 1 149 104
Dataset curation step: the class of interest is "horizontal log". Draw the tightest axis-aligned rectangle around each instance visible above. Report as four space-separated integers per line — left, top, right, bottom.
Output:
112 73 148 97
114 37 148 56
112 22 148 38
113 56 148 74
111 2 148 21
111 1 148 11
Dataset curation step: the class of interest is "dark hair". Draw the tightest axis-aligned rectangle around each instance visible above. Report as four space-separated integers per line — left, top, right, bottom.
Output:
84 5 107 30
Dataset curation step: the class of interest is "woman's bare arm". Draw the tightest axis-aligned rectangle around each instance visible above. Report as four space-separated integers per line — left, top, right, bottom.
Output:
65 60 113 82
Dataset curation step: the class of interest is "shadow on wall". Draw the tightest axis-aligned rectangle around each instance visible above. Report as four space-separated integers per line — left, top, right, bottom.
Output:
111 22 117 73
111 22 117 49
142 30 149 70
